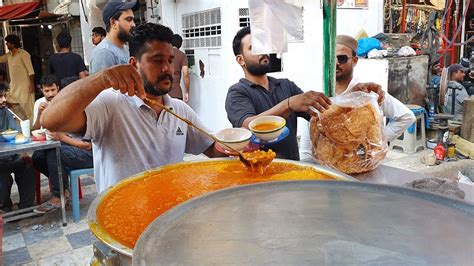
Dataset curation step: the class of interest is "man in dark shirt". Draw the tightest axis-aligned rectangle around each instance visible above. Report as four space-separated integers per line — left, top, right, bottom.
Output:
0 82 35 213
226 26 331 160
48 31 88 82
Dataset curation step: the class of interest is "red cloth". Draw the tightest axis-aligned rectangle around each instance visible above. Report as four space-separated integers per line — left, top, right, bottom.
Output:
0 1 39 20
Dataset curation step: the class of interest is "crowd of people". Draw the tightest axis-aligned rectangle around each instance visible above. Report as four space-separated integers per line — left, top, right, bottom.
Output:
2 0 469 215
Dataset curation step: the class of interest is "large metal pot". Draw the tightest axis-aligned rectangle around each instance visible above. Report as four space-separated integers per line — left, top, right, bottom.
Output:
133 181 474 265
87 158 355 264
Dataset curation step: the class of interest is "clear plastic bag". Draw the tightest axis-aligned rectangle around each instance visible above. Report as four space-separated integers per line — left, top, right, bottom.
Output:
248 0 304 55
309 91 388 174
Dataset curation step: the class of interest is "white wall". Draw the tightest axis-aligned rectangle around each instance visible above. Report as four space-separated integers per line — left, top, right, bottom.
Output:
148 0 383 132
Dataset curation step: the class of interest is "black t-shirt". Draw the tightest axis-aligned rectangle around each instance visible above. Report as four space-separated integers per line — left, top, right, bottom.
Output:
48 52 87 82
225 77 310 160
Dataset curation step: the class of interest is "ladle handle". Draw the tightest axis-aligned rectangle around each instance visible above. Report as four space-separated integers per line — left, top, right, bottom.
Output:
144 98 241 154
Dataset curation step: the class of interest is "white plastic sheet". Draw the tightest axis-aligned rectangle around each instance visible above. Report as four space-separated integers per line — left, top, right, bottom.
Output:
248 0 304 55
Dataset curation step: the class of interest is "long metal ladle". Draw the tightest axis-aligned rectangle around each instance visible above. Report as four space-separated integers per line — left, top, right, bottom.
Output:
143 97 251 167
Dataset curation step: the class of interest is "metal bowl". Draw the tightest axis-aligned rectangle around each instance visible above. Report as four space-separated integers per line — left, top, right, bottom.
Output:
88 158 355 259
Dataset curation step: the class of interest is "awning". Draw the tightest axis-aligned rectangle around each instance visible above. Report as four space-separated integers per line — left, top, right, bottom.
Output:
0 2 40 21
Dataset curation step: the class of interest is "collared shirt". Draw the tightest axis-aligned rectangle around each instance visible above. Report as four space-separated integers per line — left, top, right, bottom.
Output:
0 49 34 104
225 77 310 160
84 89 214 193
89 39 129 74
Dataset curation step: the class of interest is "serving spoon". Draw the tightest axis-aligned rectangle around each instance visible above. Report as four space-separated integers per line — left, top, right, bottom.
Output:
143 97 252 167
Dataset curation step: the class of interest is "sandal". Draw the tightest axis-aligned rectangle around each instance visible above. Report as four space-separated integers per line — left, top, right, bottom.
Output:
33 202 61 214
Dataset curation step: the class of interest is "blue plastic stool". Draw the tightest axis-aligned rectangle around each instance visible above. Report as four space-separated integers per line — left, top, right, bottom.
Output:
69 168 94 223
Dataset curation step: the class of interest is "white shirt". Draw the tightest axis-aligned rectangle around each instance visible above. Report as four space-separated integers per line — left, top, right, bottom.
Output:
33 97 47 125
299 78 416 161
85 89 214 193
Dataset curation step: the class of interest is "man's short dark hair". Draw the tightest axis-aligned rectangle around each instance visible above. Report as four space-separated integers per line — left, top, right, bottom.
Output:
92 27 106 37
40 75 58 88
105 11 123 32
129 22 174 60
5 34 21 48
171 34 183 49
0 82 9 94
56 31 72 49
232 26 250 56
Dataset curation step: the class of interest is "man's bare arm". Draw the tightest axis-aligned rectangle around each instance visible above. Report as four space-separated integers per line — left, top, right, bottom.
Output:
41 64 144 133
241 91 331 129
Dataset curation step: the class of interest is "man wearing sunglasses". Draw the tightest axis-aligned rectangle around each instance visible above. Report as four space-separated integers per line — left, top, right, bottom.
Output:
299 35 415 161
334 35 415 142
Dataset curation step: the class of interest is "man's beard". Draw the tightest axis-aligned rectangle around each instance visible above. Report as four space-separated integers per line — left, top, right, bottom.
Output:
140 69 173 96
117 26 130 43
245 56 271 76
335 67 353 82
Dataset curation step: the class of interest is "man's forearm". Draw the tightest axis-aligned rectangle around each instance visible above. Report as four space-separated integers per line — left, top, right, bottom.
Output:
41 73 105 133
32 113 42 130
60 134 92 150
241 100 291 128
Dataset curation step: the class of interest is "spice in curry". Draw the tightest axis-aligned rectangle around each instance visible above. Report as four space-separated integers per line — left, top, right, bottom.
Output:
95 160 335 249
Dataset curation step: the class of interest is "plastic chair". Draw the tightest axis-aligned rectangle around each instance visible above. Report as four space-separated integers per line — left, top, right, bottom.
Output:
69 168 93 223
390 105 426 154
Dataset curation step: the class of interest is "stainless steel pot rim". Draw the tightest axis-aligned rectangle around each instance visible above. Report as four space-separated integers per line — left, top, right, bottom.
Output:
87 158 357 257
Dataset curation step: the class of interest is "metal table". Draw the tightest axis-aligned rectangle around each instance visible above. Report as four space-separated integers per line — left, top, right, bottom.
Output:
0 140 67 226
354 164 474 203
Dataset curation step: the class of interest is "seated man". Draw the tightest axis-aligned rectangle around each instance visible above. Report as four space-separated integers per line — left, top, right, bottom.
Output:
32 75 93 213
442 63 470 121
0 82 35 213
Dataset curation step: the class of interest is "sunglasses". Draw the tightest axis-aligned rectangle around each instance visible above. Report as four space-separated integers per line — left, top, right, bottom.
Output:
336 55 353 64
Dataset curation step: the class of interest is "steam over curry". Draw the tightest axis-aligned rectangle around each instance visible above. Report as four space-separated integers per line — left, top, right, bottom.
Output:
94 160 335 249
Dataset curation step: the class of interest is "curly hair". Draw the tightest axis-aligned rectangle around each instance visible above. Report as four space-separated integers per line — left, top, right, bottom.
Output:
129 22 174 60
5 34 21 48
232 26 250 56
0 82 9 95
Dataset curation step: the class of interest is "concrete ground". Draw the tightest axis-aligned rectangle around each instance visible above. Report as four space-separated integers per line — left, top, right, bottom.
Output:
2 149 473 265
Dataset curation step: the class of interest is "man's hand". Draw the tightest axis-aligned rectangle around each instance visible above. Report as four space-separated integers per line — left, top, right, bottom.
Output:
351 82 385 105
100 64 145 99
183 92 189 103
29 83 35 94
288 91 332 116
47 131 65 141
38 102 48 114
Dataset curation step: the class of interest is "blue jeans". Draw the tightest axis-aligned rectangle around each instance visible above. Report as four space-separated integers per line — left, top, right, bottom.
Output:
0 156 35 211
32 144 93 198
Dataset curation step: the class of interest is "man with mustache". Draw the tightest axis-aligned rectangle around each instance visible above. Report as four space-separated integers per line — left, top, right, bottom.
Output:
89 0 137 74
226 26 332 160
299 35 415 161
41 23 225 193
31 75 93 213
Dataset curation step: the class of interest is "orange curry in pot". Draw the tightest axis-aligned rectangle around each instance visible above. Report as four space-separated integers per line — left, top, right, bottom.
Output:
95 160 335 249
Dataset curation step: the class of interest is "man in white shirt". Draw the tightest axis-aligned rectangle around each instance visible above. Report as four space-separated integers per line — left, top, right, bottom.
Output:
31 75 93 213
300 35 415 161
41 23 225 193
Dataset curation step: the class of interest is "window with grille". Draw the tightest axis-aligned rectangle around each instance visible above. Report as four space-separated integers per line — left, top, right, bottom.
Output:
182 8 222 49
238 7 304 42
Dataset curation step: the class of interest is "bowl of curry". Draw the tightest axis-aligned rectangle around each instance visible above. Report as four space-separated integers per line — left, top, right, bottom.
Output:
87 158 356 258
